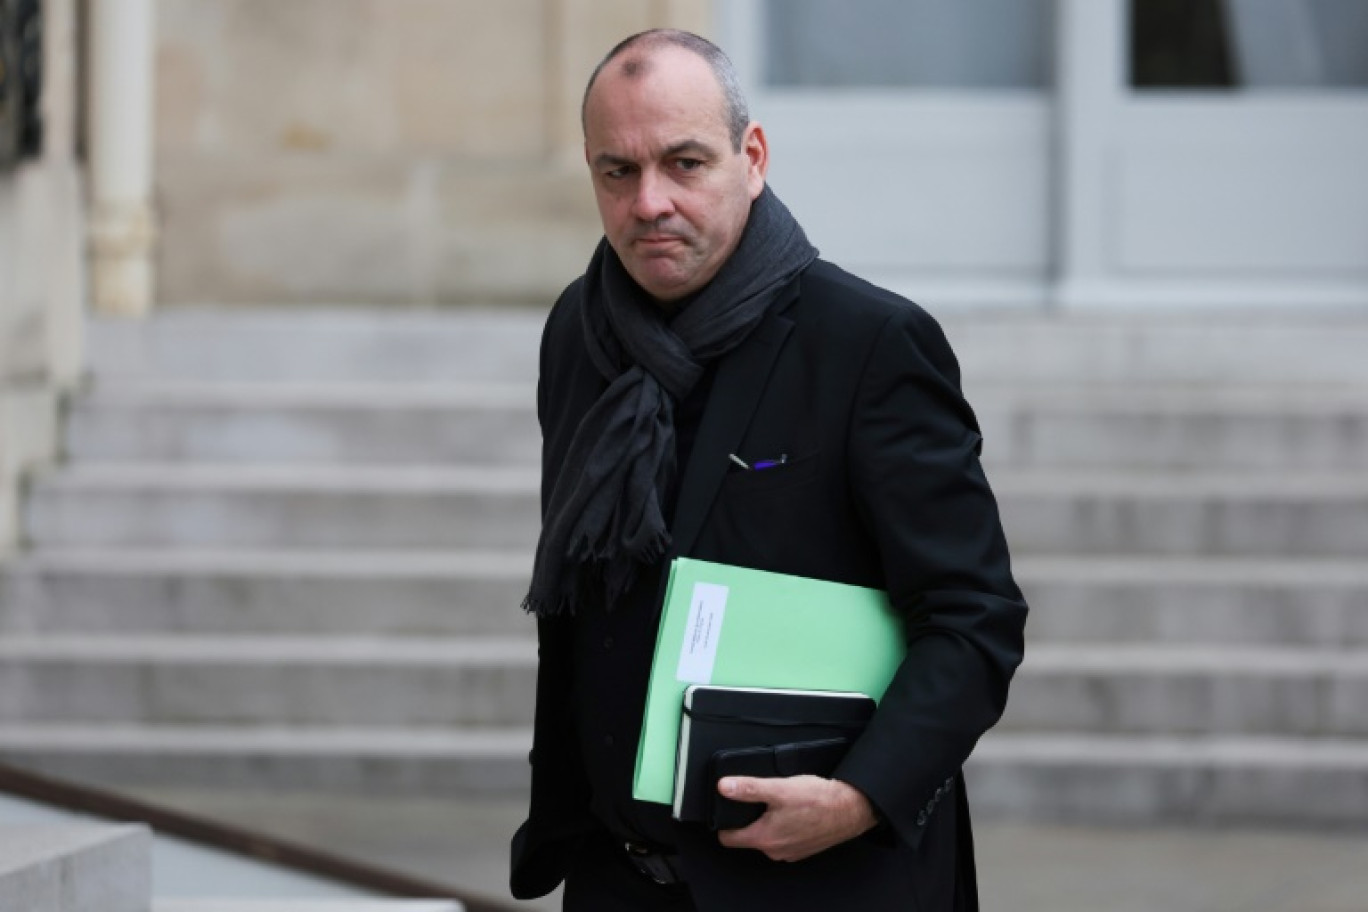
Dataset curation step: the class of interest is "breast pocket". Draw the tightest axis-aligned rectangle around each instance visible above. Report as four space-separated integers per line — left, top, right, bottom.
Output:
705 449 827 568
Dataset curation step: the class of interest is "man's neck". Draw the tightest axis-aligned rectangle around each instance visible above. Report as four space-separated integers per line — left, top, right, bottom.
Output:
653 286 705 319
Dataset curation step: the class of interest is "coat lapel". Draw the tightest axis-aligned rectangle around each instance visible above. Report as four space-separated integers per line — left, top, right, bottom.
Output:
670 302 796 559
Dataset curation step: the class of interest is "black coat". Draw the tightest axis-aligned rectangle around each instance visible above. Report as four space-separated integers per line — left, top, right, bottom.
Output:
511 259 1027 911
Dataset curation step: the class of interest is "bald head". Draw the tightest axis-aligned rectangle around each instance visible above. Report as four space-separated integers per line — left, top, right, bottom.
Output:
581 29 750 151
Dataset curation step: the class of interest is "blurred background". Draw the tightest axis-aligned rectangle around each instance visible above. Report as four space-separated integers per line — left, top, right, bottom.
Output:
1 1 1367 910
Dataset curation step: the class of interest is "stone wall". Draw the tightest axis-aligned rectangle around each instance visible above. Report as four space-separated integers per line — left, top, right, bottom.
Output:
153 0 711 307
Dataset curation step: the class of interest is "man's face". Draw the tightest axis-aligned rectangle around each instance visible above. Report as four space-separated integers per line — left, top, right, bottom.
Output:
583 46 768 303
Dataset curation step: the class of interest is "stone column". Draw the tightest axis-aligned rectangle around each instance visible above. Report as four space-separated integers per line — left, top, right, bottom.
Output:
1052 0 1125 309
42 0 84 380
89 0 157 317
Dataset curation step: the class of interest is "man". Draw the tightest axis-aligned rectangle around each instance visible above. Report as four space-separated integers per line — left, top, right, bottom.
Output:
511 28 1026 912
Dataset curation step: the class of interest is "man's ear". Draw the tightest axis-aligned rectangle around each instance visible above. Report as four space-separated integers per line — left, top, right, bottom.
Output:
743 122 769 199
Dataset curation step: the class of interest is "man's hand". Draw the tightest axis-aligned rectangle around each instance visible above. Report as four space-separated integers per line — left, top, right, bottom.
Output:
715 775 878 862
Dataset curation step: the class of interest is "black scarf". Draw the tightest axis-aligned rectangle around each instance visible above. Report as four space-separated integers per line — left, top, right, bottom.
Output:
523 186 817 617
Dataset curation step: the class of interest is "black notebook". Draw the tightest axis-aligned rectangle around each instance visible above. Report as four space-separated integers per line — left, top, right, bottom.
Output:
672 685 876 827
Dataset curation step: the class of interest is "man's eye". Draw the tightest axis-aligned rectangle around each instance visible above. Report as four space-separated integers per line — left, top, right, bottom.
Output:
604 166 633 180
675 158 703 171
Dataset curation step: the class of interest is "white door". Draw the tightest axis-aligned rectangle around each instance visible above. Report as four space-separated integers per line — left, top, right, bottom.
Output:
719 0 1055 309
720 0 1368 311
1098 0 1368 308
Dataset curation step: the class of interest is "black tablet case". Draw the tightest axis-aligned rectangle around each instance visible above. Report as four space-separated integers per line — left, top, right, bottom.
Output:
673 686 876 826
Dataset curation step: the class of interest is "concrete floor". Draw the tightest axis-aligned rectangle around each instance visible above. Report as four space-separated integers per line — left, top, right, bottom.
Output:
124 788 1368 912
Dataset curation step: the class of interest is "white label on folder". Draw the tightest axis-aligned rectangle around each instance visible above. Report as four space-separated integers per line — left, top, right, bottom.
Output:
676 582 728 683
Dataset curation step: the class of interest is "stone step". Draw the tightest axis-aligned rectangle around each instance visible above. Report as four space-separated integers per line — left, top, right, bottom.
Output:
974 385 1368 471
996 471 1368 557
0 548 534 636
23 465 541 550
5 726 1364 828
0 724 533 793
64 382 539 467
87 310 1368 386
24 465 1368 556
86 309 544 384
1000 645 1368 737
3 634 1363 737
0 823 151 912
0 636 537 727
4 550 1366 646
968 733 1368 826
1016 556 1368 646
941 315 1368 385
154 902 461 911
63 381 1368 471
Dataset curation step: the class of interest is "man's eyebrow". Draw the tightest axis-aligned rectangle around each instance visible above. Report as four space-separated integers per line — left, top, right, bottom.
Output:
662 139 719 159
591 139 720 171
592 152 635 170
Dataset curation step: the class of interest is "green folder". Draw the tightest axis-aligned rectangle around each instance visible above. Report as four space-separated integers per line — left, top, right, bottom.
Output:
632 557 905 805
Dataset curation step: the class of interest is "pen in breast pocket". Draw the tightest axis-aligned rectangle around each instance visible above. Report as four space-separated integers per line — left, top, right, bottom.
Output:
729 453 788 471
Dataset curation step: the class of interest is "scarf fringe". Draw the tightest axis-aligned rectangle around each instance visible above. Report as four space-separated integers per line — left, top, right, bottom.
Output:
523 525 671 618
521 592 568 618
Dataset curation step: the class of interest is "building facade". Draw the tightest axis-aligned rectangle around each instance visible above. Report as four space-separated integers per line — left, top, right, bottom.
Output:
2 0 1366 542
144 0 1368 310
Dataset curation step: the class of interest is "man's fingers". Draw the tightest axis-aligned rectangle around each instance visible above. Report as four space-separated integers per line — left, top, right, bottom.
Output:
716 824 753 848
716 808 778 852
717 814 804 862
715 776 864 863
715 778 774 851
718 775 778 803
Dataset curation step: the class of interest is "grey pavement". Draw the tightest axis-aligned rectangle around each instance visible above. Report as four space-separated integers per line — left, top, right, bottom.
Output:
124 787 1368 912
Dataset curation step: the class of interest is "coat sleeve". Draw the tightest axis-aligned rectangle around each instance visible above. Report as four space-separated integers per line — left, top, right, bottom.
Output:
831 305 1027 848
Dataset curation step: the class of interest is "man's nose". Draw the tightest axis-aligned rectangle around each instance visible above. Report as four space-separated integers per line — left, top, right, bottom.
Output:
631 169 674 222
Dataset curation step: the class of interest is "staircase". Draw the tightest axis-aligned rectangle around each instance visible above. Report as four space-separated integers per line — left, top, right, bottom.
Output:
1 307 1366 826
0 309 545 794
952 316 1368 826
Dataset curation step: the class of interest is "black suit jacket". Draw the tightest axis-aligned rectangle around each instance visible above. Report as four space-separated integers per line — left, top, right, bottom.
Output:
512 259 1027 911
